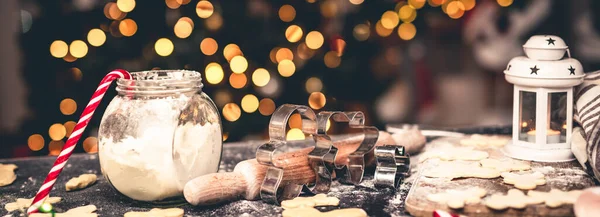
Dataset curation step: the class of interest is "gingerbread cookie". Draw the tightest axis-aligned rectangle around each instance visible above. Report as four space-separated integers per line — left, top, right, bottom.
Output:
427 187 487 209
528 189 583 208
65 174 97 191
501 171 546 190
419 147 489 163
124 208 184 217
281 194 340 209
0 163 18 187
480 159 531 172
459 134 509 147
423 161 500 179
282 207 367 217
5 197 61 212
484 189 544 210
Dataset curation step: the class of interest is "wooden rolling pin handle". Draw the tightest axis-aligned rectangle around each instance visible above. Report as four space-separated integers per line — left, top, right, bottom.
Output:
184 172 246 206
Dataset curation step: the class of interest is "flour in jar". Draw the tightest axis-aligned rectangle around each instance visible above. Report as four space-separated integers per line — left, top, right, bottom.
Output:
99 96 222 202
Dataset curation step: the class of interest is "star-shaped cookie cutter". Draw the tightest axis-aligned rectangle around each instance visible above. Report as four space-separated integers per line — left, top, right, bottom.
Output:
374 145 411 188
256 104 334 204
318 111 379 185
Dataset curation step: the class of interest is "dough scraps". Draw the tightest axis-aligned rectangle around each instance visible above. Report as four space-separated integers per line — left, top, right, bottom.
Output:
282 207 367 217
480 159 531 172
65 174 97 191
484 189 544 210
281 194 340 209
419 147 489 163
426 187 487 209
5 197 62 212
528 189 583 208
29 205 97 217
459 134 509 147
124 208 184 217
0 163 18 187
501 171 546 190
422 161 501 179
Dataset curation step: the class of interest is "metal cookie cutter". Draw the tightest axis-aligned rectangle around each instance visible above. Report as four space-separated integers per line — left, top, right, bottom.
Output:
256 104 333 204
374 145 411 188
318 111 379 185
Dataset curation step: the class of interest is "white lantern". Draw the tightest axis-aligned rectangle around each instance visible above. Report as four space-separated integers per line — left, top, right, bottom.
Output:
503 35 585 162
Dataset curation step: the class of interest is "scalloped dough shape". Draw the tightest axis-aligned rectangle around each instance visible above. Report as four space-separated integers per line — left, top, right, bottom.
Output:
5 197 61 212
423 161 501 179
0 164 18 187
419 147 489 163
29 205 97 217
282 207 367 217
480 159 531 172
281 194 340 209
66 174 97 191
459 134 509 147
501 171 546 190
124 208 184 217
528 189 583 208
427 187 487 209
484 189 544 210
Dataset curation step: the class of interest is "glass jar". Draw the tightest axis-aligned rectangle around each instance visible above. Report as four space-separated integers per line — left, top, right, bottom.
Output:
98 70 222 203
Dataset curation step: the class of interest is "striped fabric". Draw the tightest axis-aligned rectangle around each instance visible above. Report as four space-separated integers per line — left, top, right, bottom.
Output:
574 71 600 180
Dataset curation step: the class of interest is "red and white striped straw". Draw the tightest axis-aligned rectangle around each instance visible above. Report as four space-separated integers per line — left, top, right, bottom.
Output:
433 210 460 217
27 69 131 214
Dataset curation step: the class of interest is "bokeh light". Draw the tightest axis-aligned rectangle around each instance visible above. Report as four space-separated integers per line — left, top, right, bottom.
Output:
174 17 194 38
375 21 393 37
205 13 223 31
320 0 338 18
48 123 66 141
279 5 296 22
278 59 296 77
64 121 76 137
71 67 82 81
305 77 323 93
497 0 513 7
353 24 370 41
105 2 126 20
286 128 305 140
119 19 138 37
205 62 224 84
83 137 99 153
230 56 248 74
297 43 315 60
447 1 465 19
155 38 174 56
229 73 247 89
308 92 326 109
48 140 64 156
63 53 77 62
324 51 341 68
241 94 259 113
214 90 232 107
305 31 324 49
285 25 303 43
223 103 241 122
269 47 279 63
50 40 68 58
200 38 218 55
398 5 416 21
223 44 243 62
60 98 77 115
196 0 214 18
428 0 445 7
349 0 364 5
381 11 400 29
408 0 426 9
166 0 181 9
461 0 476 10
275 48 294 63
28 134 44 151
69 40 88 58
258 98 276 116
398 22 417 40
288 113 302 129
116 0 135 12
252 68 270 87
87 29 106 47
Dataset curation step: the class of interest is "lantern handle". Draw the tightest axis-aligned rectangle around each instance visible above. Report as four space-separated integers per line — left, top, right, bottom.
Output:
566 48 571 58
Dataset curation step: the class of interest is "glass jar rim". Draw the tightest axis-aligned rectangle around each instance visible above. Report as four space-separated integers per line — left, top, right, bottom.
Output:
116 69 203 95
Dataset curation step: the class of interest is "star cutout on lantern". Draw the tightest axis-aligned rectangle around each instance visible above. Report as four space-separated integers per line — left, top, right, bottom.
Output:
507 65 512 70
568 65 576 75
530 65 539 75
547 37 556 45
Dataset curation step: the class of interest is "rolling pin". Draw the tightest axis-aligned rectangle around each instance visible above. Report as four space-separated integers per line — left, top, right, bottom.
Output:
184 131 396 206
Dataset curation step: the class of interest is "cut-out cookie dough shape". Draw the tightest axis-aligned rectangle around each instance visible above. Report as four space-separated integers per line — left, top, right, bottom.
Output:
423 161 500 179
281 194 340 209
419 147 489 163
528 189 583 208
501 171 546 190
29 205 97 217
484 189 544 210
427 187 487 209
124 208 184 217
282 207 367 217
0 163 18 187
5 197 62 212
480 159 531 172
460 134 509 147
66 174 97 191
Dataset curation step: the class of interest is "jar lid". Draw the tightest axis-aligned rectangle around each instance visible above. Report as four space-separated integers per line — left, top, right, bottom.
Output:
504 56 584 88
523 35 568 50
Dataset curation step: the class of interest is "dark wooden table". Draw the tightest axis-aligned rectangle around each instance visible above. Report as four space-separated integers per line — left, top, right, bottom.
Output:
0 140 412 217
